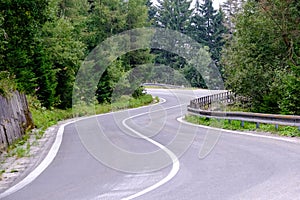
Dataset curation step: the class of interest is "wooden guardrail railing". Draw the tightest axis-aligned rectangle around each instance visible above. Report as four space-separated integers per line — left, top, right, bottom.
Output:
187 91 300 129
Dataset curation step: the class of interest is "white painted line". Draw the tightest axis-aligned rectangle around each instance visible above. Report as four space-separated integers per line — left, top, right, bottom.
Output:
177 116 300 144
121 107 181 200
0 120 72 199
0 97 167 198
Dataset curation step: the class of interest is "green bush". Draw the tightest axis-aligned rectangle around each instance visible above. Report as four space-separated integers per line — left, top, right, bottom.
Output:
0 71 16 97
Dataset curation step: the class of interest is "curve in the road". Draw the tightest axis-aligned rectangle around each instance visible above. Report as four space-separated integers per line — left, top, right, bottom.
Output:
0 97 181 199
121 104 182 200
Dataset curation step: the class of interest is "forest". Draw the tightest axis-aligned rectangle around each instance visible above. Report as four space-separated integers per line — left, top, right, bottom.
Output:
0 0 299 115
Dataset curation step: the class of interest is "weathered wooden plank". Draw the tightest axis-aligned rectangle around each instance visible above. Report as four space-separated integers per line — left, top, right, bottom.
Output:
0 91 34 149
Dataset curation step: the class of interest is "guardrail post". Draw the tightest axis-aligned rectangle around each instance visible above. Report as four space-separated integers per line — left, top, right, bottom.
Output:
256 122 260 129
275 124 279 130
241 121 244 128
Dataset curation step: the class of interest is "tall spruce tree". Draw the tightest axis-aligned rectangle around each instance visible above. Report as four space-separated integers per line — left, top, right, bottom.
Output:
198 0 227 64
221 0 245 38
154 0 193 33
146 0 157 23
186 0 227 87
149 0 193 75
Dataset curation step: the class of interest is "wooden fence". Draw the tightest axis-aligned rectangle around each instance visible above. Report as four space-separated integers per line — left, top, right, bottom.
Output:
0 91 34 149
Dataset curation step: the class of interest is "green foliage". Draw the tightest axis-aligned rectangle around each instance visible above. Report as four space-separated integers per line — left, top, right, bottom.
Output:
6 133 31 158
0 13 7 67
86 0 127 51
146 0 156 22
150 0 192 72
41 16 85 108
96 59 126 103
93 0 153 104
221 0 245 36
0 0 86 108
147 0 227 88
155 0 192 32
0 71 16 96
29 93 156 132
185 115 300 137
195 0 227 64
132 86 146 99
222 0 300 114
0 0 49 94
279 71 300 115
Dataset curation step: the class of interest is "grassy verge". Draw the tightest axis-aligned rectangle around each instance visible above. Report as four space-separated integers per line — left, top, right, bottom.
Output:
30 94 157 132
3 94 158 158
185 114 300 137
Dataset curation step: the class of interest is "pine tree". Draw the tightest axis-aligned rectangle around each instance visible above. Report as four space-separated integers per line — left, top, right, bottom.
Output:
190 0 227 68
146 0 157 23
221 0 245 37
210 9 227 65
149 0 194 74
189 0 206 44
154 0 193 34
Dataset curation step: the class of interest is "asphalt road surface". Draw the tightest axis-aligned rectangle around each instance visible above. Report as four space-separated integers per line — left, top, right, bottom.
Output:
2 89 300 200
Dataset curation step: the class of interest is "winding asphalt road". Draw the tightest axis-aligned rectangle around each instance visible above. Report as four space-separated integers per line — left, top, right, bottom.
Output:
2 89 300 200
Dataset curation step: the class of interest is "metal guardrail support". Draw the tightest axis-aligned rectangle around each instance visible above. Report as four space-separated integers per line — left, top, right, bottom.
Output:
188 92 300 129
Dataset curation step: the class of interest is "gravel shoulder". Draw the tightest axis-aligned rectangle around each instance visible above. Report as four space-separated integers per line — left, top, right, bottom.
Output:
0 118 76 193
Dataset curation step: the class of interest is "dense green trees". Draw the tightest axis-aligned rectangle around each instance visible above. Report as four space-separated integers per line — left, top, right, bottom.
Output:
0 0 55 106
0 0 227 107
0 0 151 107
191 0 227 66
1 0 298 115
222 0 300 114
148 0 227 87
221 0 245 36
94 0 152 103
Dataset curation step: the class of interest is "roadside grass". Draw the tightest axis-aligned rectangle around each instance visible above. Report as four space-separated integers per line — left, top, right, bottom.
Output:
3 94 157 158
6 132 31 158
185 115 300 137
0 169 5 180
31 94 156 131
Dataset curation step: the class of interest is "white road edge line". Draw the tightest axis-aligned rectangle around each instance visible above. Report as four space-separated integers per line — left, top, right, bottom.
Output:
0 120 72 199
121 105 182 200
177 116 300 144
0 97 167 199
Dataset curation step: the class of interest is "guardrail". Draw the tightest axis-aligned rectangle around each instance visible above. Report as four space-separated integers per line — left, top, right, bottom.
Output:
187 92 300 129
189 91 235 109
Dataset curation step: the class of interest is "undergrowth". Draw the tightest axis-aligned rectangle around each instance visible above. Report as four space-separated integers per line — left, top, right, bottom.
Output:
185 115 300 137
